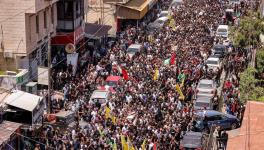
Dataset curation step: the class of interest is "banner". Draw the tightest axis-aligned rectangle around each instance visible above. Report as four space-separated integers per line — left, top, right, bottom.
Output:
38 67 49 85
67 53 79 76
176 84 185 100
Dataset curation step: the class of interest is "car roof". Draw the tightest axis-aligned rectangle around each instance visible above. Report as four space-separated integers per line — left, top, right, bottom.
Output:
196 96 211 102
217 25 229 30
181 132 203 148
106 76 121 82
196 110 223 117
225 9 234 12
199 79 214 84
207 57 220 61
157 16 169 21
160 11 169 13
128 44 142 49
91 90 109 99
214 44 225 48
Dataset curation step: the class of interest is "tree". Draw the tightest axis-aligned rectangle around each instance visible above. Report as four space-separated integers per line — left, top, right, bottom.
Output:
239 66 264 102
231 12 264 48
256 48 264 76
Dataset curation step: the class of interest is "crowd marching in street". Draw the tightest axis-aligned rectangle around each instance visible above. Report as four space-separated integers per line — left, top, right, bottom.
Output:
30 0 253 149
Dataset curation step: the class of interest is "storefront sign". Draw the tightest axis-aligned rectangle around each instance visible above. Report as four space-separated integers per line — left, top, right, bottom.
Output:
74 26 85 44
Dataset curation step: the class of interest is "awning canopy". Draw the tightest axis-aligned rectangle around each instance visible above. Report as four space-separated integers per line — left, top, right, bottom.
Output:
4 90 43 112
0 121 21 146
85 23 112 39
117 0 158 20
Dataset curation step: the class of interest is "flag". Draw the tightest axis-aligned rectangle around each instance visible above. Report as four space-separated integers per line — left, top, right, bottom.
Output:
176 84 185 100
153 143 157 150
153 69 159 81
163 58 170 65
127 136 135 150
112 140 117 150
170 52 176 65
141 139 146 150
121 135 128 150
105 106 111 119
111 116 117 125
180 78 185 88
122 68 129 80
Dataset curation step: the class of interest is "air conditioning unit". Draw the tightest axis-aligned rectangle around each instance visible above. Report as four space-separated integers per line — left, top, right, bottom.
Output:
4 52 13 58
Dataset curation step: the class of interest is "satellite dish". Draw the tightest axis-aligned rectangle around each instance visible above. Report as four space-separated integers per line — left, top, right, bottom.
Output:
65 43 75 53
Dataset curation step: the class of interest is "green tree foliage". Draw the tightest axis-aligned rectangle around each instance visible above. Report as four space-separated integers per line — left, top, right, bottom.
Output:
239 67 264 102
256 48 264 75
232 12 264 47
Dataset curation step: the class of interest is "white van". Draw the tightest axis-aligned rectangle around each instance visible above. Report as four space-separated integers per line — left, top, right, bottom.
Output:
216 25 229 38
127 44 143 58
89 90 110 105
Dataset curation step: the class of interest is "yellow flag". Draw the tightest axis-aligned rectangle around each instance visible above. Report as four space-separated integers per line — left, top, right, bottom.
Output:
176 84 185 100
121 135 128 150
153 69 159 81
180 78 185 88
141 139 146 150
127 136 135 150
111 116 117 125
105 106 111 119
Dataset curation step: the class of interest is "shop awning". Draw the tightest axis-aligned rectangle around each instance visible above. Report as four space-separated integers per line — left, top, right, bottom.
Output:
4 90 42 112
0 121 21 146
85 23 112 39
117 0 158 20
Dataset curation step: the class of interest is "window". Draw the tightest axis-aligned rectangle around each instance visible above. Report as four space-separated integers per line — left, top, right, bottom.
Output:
65 1 73 19
36 15 39 33
44 10 47 28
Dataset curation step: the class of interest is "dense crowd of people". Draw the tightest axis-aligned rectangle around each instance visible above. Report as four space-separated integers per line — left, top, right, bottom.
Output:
32 0 252 150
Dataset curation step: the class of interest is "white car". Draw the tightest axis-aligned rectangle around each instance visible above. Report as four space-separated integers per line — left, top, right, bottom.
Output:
148 17 169 30
196 79 217 96
159 11 169 17
194 95 213 110
216 25 229 38
206 57 222 72
89 90 110 106
127 44 143 58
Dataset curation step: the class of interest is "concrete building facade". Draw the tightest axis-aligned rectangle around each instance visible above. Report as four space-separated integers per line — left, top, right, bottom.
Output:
0 0 58 78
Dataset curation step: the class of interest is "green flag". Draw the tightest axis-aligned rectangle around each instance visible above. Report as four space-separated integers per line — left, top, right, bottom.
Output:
163 58 170 65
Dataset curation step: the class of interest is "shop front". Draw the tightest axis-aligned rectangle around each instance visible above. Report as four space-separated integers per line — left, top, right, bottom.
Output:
116 0 159 30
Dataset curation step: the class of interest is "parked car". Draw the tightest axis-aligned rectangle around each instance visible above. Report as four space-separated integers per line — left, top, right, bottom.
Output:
194 110 240 131
89 90 111 106
212 44 226 58
223 9 236 24
180 131 204 150
148 17 169 30
206 57 222 72
196 79 217 96
170 0 183 9
216 25 229 38
126 44 143 58
229 0 241 5
159 11 169 17
194 95 213 110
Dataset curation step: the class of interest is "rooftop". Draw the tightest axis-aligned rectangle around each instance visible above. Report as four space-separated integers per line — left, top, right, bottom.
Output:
227 101 264 150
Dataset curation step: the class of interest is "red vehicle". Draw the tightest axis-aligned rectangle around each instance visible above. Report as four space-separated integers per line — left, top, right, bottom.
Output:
97 76 122 93
105 76 122 87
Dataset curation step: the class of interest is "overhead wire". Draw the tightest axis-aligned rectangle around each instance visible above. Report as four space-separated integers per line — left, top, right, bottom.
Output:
0 126 57 150
1 0 123 109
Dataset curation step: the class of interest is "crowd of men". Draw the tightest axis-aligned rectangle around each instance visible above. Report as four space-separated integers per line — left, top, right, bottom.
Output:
34 0 251 149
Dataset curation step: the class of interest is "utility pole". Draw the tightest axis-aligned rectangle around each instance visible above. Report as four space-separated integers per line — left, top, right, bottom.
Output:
47 38 51 113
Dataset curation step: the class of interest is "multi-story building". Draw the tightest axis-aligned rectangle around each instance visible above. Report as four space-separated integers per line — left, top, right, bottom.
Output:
85 0 158 37
0 0 58 78
51 0 85 56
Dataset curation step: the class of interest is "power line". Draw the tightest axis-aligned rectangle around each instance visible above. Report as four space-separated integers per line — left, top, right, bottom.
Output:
1 1 123 109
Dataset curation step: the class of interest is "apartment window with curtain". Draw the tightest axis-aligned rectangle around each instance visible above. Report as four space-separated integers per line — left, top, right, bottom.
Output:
44 10 47 28
36 15 39 33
